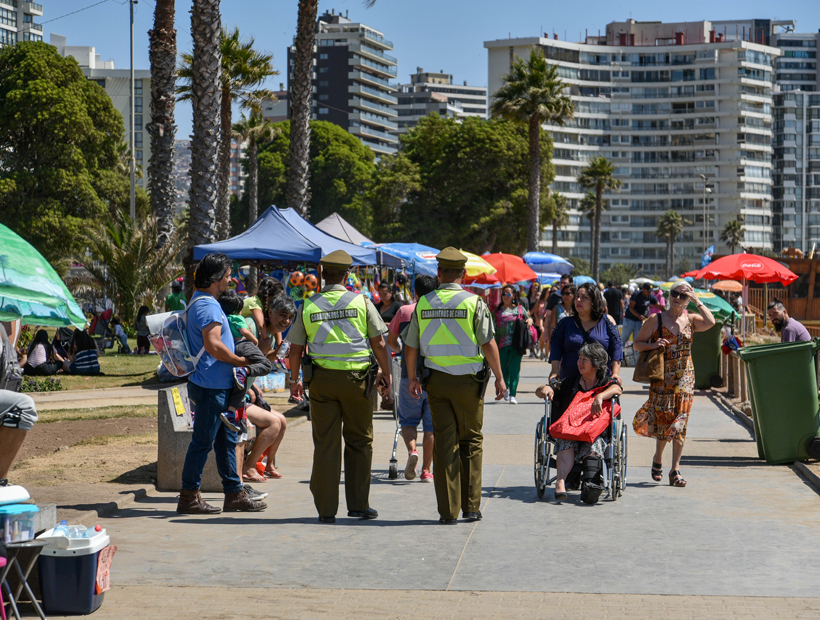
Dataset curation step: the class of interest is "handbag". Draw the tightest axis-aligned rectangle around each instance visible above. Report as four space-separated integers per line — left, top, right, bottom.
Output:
548 386 619 443
633 313 665 384
511 306 534 355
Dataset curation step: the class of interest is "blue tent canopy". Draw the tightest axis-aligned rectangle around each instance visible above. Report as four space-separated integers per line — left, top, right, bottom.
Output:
522 252 574 275
375 243 440 277
192 206 377 266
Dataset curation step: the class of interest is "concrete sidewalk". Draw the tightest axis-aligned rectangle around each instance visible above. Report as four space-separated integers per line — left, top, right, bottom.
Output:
30 385 171 410
40 360 820 619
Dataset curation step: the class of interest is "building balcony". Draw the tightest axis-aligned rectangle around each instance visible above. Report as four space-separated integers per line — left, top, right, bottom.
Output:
349 111 398 131
349 97 397 117
359 137 397 155
21 21 42 32
24 1 43 14
348 84 397 105
348 71 396 91
362 31 393 50
349 43 397 66
349 56 397 78
349 123 398 143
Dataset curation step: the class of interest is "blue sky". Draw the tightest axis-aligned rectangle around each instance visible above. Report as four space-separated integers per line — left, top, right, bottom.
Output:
45 0 819 138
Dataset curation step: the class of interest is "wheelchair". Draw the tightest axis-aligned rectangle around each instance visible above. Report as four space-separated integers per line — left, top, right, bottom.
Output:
534 394 627 503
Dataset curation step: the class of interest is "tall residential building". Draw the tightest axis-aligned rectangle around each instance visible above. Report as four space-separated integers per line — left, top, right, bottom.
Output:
0 0 43 47
486 20 780 274
287 9 399 156
51 34 151 188
770 31 820 253
261 83 289 123
229 140 247 197
393 68 488 134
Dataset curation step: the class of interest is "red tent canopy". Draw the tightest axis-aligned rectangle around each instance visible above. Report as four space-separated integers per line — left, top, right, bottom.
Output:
482 253 537 283
694 253 798 285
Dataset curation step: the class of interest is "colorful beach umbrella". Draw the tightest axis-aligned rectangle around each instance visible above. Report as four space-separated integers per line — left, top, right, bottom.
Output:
694 253 798 286
482 253 537 284
460 250 496 277
522 252 574 276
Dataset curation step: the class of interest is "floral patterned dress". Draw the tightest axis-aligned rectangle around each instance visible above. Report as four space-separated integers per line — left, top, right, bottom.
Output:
632 319 695 446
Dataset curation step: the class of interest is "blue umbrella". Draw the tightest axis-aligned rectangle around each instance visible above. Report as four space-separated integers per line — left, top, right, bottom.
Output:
517 273 563 286
573 275 597 286
375 243 440 277
522 252 574 276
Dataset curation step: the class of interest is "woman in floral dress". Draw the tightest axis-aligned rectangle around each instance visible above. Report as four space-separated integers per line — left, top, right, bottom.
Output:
632 280 715 487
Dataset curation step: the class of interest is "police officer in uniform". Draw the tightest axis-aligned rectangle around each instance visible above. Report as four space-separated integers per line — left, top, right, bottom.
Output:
288 250 392 523
403 248 506 524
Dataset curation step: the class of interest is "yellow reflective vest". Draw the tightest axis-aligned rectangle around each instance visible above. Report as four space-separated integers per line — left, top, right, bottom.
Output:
303 290 370 371
416 288 484 375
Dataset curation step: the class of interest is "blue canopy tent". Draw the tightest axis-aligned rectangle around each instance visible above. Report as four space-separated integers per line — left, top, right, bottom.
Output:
375 243 440 277
522 252 574 276
192 206 377 266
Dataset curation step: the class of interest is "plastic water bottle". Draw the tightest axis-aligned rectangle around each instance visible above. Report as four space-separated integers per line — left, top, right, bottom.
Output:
83 525 102 538
67 525 87 538
53 520 68 536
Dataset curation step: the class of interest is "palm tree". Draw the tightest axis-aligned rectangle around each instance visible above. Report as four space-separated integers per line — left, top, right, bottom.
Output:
179 26 276 241
146 0 177 248
578 156 622 282
491 49 574 253
721 219 745 255
579 191 597 260
656 210 687 279
233 111 277 293
67 212 182 323
550 192 569 255
186 0 222 287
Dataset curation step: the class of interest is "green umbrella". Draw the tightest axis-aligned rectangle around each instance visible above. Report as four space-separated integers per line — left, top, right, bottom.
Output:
0 223 86 328
660 284 736 322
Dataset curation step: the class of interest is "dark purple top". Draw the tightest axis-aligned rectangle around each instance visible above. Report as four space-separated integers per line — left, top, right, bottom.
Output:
781 318 811 343
549 316 624 380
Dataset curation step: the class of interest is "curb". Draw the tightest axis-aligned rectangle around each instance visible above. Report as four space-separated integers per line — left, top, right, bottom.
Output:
791 461 820 494
710 391 754 432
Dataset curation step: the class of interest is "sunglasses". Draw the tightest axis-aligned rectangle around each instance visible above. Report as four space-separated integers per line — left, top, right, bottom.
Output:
502 292 513 297
670 290 689 299
562 292 573 296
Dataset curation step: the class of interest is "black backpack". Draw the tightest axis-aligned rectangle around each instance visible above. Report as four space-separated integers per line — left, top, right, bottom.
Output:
511 306 534 355
0 327 23 393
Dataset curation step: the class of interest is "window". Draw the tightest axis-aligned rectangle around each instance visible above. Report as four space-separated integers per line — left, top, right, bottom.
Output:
0 8 14 27
90 78 106 88
135 115 143 131
134 97 143 113
134 132 143 147
318 67 329 73
135 150 143 161
318 94 328 101
319 53 328 60
0 28 15 46
318 80 329 87
134 79 143 95
318 108 329 115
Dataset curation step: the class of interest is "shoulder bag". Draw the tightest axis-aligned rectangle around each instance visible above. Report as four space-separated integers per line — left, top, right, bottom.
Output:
511 306 535 356
548 385 621 443
633 313 665 384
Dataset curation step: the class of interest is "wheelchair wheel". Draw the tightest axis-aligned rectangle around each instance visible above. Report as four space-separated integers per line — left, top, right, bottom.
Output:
610 419 621 501
619 421 628 494
534 421 547 498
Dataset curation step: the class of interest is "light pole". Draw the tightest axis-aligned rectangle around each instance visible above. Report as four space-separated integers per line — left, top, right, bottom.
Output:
129 0 136 221
699 174 712 252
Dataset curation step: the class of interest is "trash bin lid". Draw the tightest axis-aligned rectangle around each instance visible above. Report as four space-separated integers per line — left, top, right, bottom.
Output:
0 504 39 515
738 338 819 362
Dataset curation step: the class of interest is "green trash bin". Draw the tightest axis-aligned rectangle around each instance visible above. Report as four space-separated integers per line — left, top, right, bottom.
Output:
738 339 820 464
691 322 724 389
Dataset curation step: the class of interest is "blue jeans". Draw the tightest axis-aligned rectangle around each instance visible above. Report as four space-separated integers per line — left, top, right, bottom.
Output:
181 382 243 494
621 317 643 345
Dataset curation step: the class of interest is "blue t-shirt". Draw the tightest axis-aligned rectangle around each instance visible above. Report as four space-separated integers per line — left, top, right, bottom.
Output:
549 316 623 380
187 291 236 389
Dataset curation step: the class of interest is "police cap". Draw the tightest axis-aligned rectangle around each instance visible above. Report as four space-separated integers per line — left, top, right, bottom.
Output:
436 247 468 270
319 250 353 270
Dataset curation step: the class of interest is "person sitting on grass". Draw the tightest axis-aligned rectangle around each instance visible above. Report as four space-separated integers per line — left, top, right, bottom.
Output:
63 329 101 375
110 317 131 354
23 329 63 376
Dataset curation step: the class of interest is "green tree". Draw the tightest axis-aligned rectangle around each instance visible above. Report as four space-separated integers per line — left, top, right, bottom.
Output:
656 209 687 279
368 115 555 254
255 120 376 233
186 0 222 288
0 42 138 265
491 49 573 253
66 212 182 323
550 192 569 255
567 257 591 277
179 26 277 240
578 156 622 282
233 111 277 293
720 219 745 254
600 263 638 286
147 0 177 247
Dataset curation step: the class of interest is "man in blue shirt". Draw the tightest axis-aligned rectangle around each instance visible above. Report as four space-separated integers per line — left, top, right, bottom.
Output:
177 253 267 514
622 283 658 346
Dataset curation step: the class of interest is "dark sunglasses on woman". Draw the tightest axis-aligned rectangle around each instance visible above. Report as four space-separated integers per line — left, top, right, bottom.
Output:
669 291 689 299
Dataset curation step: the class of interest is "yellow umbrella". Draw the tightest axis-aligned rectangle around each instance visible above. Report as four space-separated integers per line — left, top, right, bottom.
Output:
460 250 496 277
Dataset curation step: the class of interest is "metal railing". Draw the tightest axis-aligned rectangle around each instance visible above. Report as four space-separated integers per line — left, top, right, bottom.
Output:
351 56 397 77
363 31 393 49
350 97 396 117
349 84 397 105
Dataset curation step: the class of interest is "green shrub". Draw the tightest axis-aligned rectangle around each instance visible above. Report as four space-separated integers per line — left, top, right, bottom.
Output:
21 376 63 393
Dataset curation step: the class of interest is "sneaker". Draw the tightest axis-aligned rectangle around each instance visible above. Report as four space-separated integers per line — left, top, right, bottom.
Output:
243 484 268 501
405 451 419 480
420 471 434 482
0 479 7 487
233 367 248 391
503 389 510 401
510 396 518 405
219 411 241 433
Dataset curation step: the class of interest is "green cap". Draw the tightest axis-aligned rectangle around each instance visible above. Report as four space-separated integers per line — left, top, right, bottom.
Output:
319 250 353 270
436 247 468 270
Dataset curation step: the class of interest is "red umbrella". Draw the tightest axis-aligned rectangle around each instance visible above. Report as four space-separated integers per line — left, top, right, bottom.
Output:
482 253 537 283
463 272 500 286
694 253 798 285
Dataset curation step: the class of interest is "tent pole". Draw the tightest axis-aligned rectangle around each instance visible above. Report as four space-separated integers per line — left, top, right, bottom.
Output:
318 264 323 293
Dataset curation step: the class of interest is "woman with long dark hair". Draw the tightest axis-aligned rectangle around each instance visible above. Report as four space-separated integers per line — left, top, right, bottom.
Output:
23 330 63 376
243 276 285 356
63 329 101 375
494 284 533 404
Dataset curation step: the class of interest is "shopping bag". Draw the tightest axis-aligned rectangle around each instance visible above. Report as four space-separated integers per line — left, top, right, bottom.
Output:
548 387 619 443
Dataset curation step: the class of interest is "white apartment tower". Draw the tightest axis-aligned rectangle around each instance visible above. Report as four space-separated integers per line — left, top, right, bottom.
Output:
486 20 780 274
0 0 43 47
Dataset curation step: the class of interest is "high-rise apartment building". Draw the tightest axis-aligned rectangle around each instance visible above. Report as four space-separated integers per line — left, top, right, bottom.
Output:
486 20 780 273
0 0 43 47
51 34 151 189
770 31 820 253
287 9 398 156
229 140 247 197
393 68 487 134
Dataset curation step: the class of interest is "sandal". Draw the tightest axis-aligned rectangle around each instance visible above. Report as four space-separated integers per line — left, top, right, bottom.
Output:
264 468 283 479
668 470 687 487
242 471 267 483
651 462 663 482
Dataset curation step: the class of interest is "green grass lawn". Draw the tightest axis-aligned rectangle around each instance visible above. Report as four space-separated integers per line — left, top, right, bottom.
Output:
37 405 157 423
59 341 164 390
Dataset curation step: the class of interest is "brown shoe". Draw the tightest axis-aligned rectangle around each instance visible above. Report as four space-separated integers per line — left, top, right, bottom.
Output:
223 489 267 512
177 489 222 515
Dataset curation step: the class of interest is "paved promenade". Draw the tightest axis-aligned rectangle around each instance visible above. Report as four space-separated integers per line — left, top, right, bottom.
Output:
47 360 820 619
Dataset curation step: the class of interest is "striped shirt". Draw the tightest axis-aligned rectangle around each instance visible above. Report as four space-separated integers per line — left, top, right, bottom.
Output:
72 349 100 374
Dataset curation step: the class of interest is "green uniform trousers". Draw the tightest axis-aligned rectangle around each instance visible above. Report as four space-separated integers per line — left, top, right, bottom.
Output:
308 365 374 517
426 370 484 520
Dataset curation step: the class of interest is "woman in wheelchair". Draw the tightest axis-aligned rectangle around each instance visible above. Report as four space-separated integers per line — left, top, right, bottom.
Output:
535 342 622 502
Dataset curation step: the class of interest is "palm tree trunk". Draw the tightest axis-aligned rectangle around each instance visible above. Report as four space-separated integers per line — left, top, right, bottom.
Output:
287 0 318 218
186 0 222 289
667 237 673 279
551 218 558 254
527 115 541 253
247 137 259 294
592 187 602 281
147 0 176 248
217 86 232 240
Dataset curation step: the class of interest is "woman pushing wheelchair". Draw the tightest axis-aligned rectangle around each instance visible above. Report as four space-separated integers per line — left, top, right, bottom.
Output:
535 342 622 503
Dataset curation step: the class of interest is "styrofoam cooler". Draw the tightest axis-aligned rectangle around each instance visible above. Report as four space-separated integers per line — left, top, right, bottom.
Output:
37 528 111 614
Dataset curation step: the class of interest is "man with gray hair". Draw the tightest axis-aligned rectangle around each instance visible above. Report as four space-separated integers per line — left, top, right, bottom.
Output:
767 300 811 343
